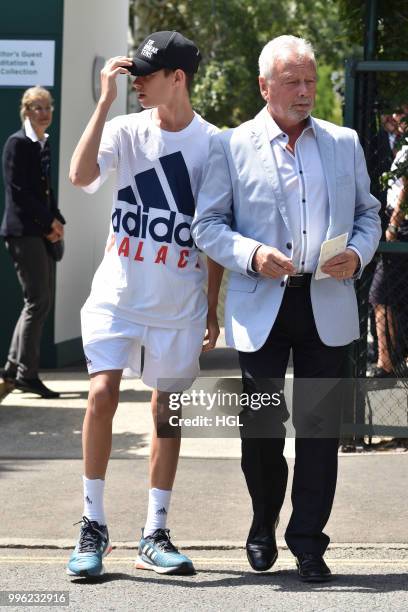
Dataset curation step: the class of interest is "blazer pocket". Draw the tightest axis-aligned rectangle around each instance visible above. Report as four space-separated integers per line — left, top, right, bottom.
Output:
228 273 258 293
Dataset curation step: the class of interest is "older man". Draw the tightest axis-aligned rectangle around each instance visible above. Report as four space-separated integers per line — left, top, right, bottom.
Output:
192 35 381 582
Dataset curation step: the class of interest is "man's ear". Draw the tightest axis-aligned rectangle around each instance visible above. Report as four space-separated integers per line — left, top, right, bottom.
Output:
173 69 185 88
258 76 268 102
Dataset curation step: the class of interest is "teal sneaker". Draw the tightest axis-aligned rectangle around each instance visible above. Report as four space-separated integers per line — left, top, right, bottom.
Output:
67 516 112 578
135 528 195 575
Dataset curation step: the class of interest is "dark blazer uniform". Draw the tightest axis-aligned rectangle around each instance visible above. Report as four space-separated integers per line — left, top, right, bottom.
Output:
1 125 65 380
1 128 65 237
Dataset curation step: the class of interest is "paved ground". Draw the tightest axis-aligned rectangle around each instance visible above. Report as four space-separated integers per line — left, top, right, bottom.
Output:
1 548 408 612
1 333 407 610
0 455 407 547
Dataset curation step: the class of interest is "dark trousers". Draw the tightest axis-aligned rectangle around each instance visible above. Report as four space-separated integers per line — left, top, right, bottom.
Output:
4 237 54 379
238 280 349 556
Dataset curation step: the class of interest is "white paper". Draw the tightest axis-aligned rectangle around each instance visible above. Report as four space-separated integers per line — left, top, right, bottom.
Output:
314 233 348 280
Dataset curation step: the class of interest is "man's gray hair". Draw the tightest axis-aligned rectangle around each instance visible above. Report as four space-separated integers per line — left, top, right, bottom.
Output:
259 35 316 79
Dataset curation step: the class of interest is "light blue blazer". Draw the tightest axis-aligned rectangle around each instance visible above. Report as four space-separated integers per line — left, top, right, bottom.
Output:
191 108 381 351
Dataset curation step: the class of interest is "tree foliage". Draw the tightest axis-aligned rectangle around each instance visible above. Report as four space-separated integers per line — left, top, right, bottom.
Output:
338 2 408 205
338 1 408 114
129 1 352 126
338 1 408 61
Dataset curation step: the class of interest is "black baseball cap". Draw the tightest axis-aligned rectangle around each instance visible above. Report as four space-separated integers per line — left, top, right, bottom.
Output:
130 31 201 77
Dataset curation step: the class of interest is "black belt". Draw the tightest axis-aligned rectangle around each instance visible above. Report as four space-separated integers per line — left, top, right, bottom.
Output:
286 273 312 288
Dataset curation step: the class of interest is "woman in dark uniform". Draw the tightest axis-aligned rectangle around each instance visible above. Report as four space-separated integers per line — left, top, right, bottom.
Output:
0 86 65 399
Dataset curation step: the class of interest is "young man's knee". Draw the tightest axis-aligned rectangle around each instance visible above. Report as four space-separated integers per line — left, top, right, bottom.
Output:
88 378 119 418
151 391 181 438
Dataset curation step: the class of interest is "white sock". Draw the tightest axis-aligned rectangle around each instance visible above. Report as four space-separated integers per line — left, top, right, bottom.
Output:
83 476 106 525
144 488 172 537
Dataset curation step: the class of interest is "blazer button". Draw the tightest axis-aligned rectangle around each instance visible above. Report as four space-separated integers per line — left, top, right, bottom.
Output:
286 242 292 249
280 281 285 287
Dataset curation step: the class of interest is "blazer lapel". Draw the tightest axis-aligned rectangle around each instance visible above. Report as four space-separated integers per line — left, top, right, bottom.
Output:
249 109 291 232
313 118 336 236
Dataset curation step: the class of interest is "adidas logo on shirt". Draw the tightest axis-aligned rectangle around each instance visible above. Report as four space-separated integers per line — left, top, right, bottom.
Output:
108 151 198 268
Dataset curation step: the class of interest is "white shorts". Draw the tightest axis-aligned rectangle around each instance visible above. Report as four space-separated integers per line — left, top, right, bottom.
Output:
81 309 206 392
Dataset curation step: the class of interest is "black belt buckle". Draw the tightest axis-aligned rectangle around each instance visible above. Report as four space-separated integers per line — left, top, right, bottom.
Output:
287 274 310 288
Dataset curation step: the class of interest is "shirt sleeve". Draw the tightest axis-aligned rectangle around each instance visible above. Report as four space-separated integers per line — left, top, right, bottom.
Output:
247 243 262 277
347 245 363 279
82 119 120 194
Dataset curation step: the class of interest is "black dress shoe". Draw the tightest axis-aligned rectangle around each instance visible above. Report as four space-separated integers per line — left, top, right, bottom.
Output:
246 517 278 572
369 366 395 378
296 553 332 582
14 377 60 399
0 369 15 403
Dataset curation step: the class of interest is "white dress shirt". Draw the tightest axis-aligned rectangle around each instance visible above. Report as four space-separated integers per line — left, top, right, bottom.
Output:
264 111 329 274
24 118 48 149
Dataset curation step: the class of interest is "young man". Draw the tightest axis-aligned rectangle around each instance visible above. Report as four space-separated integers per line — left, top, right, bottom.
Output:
67 31 222 578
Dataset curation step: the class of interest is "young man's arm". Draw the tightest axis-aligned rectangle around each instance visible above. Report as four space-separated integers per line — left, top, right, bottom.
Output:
69 56 132 187
202 257 224 352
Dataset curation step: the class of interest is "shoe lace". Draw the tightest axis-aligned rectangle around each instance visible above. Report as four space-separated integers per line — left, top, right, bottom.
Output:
149 529 178 553
73 516 106 553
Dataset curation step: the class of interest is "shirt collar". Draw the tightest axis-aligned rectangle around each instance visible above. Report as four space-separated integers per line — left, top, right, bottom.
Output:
262 106 315 144
24 118 49 147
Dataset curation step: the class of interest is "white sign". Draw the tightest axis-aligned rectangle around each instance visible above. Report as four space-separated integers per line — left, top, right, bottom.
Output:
0 40 55 87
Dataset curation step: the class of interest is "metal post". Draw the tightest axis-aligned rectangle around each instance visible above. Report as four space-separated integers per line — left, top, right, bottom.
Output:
364 0 378 61
344 59 356 129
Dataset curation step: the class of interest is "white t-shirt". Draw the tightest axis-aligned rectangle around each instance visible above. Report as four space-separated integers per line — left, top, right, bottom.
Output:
83 110 218 328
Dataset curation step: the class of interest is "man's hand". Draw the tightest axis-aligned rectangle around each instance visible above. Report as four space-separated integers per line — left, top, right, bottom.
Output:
45 219 64 243
321 248 359 280
100 56 133 106
252 245 296 278
385 227 398 242
202 310 220 352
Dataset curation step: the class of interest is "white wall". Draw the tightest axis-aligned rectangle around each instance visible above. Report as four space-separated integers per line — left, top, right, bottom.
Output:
55 0 128 344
